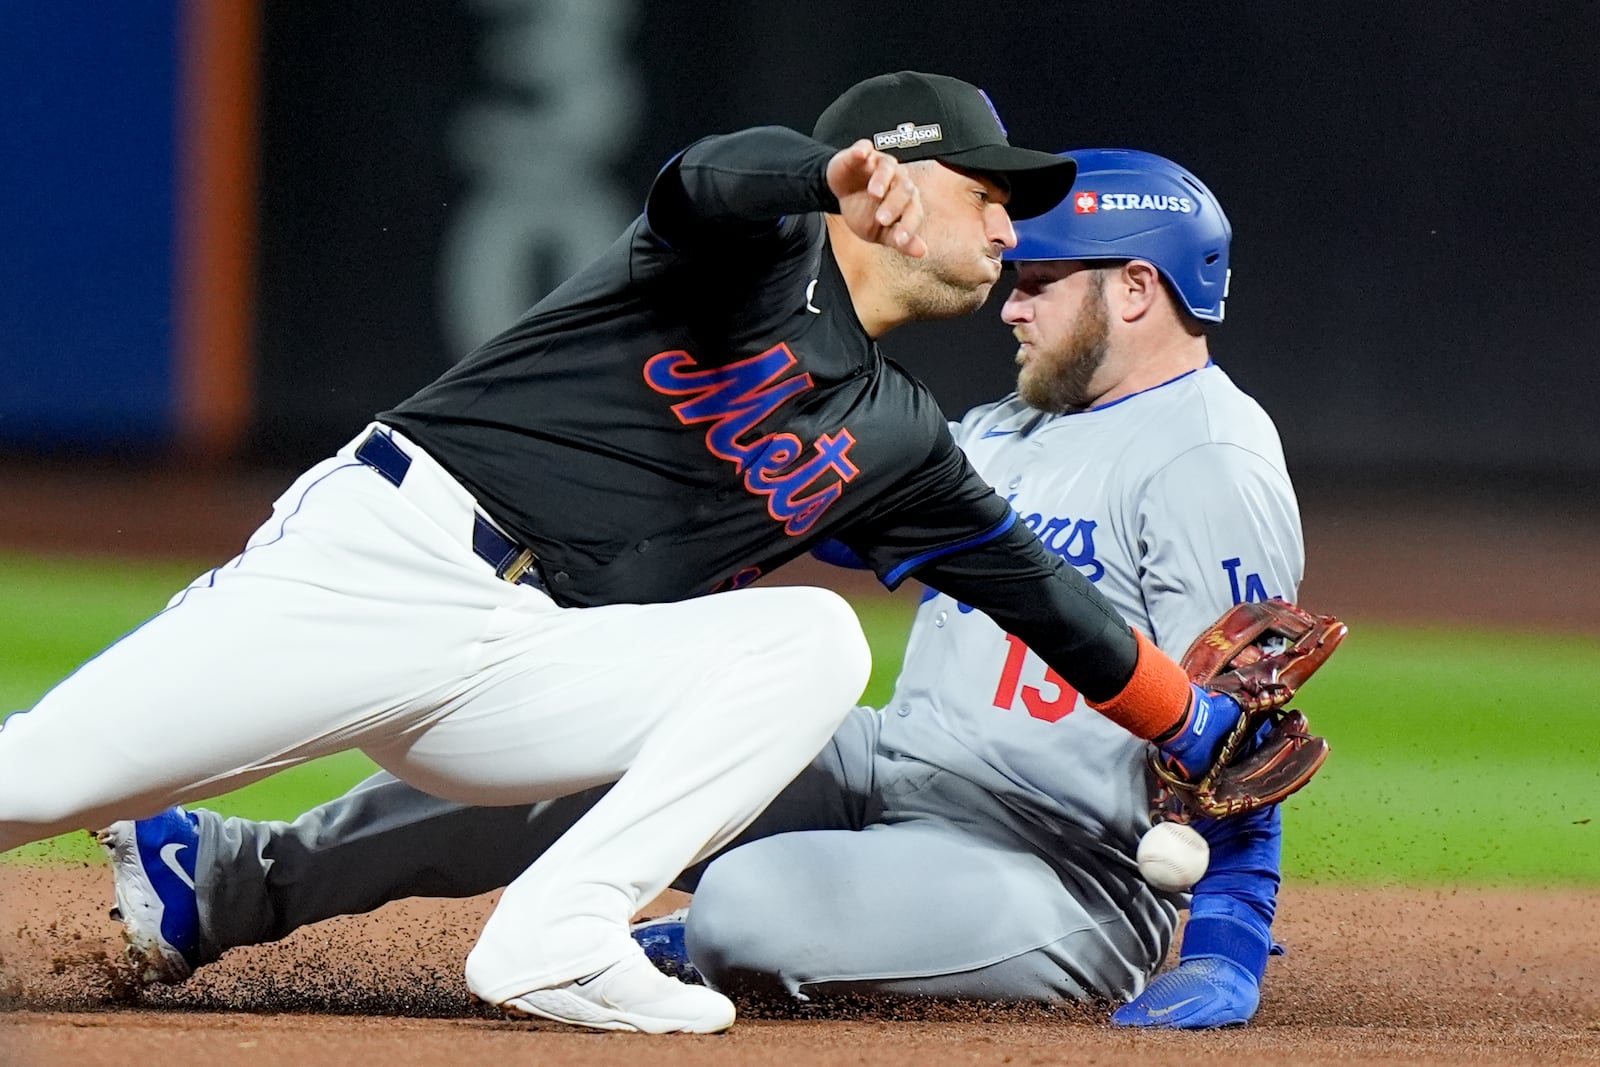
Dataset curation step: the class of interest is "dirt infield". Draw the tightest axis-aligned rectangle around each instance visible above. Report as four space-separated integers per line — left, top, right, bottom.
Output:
1 866 1597 1066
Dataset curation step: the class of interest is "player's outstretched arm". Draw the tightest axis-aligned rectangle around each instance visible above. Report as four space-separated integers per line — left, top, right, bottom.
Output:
850 442 1310 774
908 524 1191 729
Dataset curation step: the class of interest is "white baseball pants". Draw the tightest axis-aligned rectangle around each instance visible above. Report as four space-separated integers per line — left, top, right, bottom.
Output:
0 424 870 999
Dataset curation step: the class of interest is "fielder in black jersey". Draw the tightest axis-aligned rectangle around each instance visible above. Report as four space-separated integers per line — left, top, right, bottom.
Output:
384 77 1151 703
4 71 1248 1036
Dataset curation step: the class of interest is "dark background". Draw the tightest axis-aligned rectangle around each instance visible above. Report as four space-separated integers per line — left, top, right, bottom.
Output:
10 1 1600 493
249 1 1600 489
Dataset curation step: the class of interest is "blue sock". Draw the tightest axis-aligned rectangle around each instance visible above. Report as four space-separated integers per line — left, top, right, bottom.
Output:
1157 685 1242 775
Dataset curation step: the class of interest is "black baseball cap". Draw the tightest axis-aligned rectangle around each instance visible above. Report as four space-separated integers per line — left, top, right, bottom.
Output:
812 71 1077 220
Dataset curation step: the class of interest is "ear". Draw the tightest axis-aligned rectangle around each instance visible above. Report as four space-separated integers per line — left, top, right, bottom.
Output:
1117 260 1164 323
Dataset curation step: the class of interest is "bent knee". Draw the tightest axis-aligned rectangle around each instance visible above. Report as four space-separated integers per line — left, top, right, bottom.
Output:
768 587 872 698
685 852 805 995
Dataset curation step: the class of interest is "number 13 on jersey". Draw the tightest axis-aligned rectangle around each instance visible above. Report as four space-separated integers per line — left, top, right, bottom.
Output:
991 633 1078 723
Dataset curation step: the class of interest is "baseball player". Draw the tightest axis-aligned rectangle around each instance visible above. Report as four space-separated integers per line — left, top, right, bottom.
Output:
0 73 1262 1035
98 149 1297 1028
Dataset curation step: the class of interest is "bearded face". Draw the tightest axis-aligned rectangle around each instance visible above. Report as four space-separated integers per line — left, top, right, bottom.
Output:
1012 266 1112 413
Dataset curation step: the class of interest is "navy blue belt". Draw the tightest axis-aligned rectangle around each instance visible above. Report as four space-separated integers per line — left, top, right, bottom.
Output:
354 430 547 591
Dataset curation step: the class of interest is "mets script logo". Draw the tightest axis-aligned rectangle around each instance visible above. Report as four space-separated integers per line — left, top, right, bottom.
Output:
644 344 859 537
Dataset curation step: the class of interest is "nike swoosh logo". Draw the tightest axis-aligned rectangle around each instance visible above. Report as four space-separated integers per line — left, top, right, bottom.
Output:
981 428 1019 439
573 967 609 988
1141 994 1204 1018
159 842 196 890
805 279 821 314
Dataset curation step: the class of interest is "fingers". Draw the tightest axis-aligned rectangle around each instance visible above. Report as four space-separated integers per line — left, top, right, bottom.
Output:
872 165 926 257
825 139 880 198
864 145 896 198
896 229 928 258
828 141 928 258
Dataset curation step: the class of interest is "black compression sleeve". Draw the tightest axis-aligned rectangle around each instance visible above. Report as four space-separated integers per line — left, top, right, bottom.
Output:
912 524 1140 703
646 126 838 239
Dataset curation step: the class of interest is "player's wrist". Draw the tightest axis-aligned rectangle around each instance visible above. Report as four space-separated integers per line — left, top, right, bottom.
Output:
1084 629 1194 740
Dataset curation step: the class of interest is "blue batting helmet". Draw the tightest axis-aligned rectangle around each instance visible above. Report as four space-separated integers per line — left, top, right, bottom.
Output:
1006 149 1232 322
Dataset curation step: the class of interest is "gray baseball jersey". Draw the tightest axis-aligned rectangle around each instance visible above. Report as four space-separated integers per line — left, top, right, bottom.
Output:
881 362 1303 857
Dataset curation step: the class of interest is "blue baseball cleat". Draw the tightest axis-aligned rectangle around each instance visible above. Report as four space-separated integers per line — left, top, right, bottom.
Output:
97 806 202 984
630 907 703 985
1111 956 1260 1029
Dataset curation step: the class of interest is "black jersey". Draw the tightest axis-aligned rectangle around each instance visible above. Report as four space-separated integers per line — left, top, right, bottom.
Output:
382 126 1138 699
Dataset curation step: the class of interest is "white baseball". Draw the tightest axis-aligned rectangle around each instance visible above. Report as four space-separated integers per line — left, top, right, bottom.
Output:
1136 821 1210 892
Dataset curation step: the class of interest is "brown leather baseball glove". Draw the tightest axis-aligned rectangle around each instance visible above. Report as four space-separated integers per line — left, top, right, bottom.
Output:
1152 600 1347 819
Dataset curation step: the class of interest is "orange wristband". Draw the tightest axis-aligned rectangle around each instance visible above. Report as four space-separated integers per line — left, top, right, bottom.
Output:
1085 629 1194 740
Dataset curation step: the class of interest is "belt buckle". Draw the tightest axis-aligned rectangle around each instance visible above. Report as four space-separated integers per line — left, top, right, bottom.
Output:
500 548 540 586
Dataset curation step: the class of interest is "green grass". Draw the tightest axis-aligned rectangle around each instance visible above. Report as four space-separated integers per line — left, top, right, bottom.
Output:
0 554 399 863
2 551 1596 886
1281 622 1600 886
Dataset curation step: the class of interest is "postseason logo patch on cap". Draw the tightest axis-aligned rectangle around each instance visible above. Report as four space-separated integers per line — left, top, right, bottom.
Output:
873 121 943 150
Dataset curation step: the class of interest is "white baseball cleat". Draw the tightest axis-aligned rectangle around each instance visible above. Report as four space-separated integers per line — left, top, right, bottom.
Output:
499 949 735 1034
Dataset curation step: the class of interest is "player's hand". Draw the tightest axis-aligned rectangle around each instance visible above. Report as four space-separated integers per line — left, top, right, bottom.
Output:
826 140 928 258
1110 956 1260 1029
